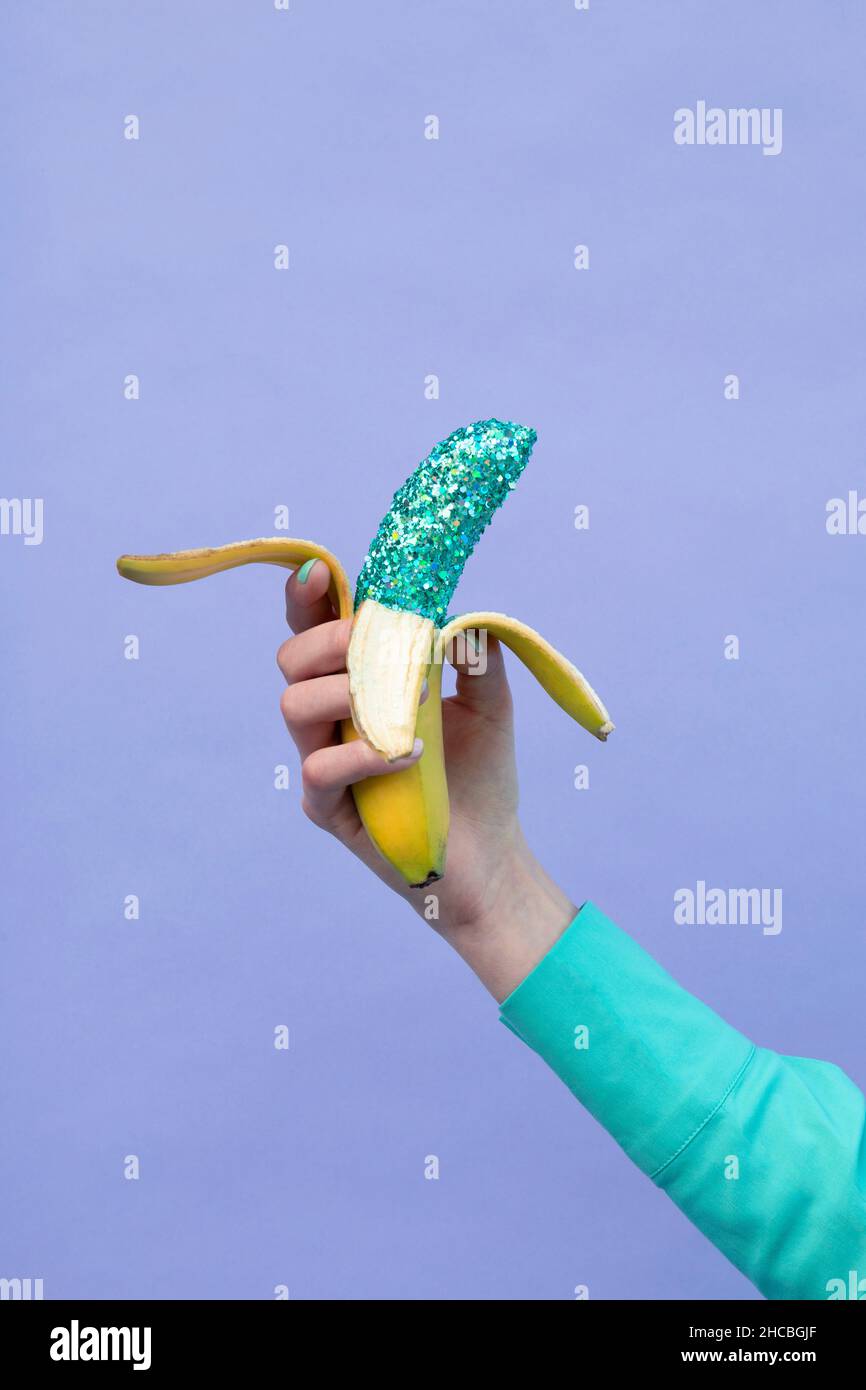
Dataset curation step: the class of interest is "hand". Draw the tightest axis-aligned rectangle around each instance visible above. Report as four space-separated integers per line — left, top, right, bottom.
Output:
277 560 577 1000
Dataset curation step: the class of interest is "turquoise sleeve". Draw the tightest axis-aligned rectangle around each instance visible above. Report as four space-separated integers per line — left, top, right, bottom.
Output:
499 902 866 1300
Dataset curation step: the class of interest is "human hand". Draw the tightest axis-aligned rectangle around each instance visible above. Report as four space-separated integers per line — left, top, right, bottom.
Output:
277 559 576 999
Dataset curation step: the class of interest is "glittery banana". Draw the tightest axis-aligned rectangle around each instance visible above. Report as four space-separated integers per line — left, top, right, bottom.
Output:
117 419 613 889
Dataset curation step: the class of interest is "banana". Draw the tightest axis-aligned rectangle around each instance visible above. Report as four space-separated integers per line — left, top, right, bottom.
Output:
117 419 613 889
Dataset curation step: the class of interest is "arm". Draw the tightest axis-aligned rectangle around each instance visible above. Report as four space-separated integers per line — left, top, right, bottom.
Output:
277 560 866 1301
500 902 866 1301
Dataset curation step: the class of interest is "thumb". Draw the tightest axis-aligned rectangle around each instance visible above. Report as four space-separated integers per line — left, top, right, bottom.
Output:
284 559 335 634
447 629 513 721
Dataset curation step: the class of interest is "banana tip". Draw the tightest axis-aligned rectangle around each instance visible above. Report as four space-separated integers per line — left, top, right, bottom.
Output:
410 869 444 889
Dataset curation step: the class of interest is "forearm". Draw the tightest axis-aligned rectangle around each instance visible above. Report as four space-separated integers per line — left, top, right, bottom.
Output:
493 901 866 1300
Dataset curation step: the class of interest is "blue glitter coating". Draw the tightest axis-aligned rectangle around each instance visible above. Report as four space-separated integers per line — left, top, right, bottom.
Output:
354 419 537 626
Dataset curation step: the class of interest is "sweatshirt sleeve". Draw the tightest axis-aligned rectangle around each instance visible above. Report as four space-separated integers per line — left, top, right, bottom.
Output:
499 901 866 1301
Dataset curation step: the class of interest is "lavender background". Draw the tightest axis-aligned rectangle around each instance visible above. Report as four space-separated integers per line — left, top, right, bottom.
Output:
3 1 865 1301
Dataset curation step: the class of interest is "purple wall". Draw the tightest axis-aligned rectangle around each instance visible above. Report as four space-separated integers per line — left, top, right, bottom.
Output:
3 1 864 1299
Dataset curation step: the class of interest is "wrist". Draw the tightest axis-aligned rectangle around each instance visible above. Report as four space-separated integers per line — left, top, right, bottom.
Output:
439 836 577 1002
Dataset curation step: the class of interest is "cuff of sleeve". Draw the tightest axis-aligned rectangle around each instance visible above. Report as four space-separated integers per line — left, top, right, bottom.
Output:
499 901 755 1178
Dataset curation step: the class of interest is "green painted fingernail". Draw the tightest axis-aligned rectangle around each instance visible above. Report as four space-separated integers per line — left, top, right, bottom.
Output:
296 559 317 584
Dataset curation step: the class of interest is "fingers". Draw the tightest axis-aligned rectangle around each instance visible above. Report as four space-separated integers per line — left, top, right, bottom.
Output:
279 660 427 746
285 559 337 634
278 572 352 765
301 737 423 827
447 630 513 719
279 673 351 733
277 574 428 831
277 620 353 764
276 616 353 685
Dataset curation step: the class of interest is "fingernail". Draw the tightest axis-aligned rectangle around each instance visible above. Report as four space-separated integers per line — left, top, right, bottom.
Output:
411 738 423 758
296 559 317 584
